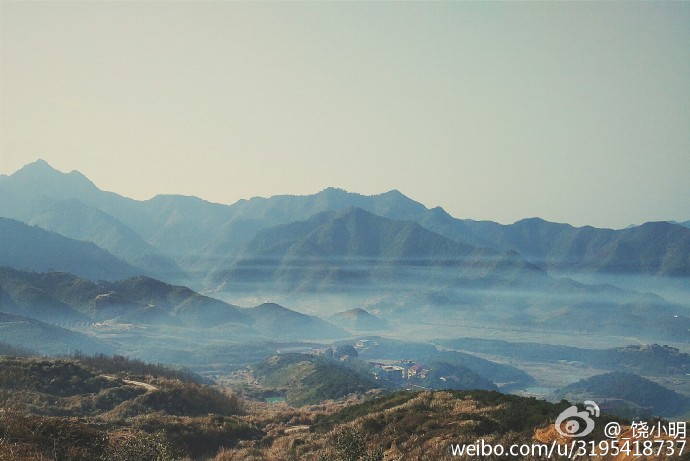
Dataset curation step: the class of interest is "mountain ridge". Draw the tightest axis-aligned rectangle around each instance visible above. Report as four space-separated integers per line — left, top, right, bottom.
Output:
3 159 689 283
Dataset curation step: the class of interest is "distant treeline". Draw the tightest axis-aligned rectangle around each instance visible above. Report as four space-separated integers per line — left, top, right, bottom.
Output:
0 341 35 357
68 351 206 384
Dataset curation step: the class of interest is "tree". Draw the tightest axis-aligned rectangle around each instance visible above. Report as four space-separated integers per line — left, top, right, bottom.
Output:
335 345 358 358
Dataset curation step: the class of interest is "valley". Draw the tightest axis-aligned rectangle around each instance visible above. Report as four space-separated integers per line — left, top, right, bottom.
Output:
3 0 689 456
1 160 689 459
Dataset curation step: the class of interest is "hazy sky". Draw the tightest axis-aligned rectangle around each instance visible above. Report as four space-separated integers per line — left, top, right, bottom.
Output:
1 2 688 228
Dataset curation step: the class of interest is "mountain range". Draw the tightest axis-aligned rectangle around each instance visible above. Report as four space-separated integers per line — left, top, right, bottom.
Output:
2 159 690 461
1 159 689 342
2 160 688 284
212 206 541 293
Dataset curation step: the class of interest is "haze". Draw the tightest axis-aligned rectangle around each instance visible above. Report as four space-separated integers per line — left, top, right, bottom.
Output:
1 1 688 229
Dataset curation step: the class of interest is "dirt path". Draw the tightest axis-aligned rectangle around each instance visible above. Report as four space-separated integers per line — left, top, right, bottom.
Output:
102 375 159 391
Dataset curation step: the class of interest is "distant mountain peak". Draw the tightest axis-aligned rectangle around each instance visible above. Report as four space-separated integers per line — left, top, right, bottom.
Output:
67 168 93 182
29 158 52 167
10 159 97 191
429 206 452 217
514 217 548 225
330 307 387 330
638 221 682 230
321 187 349 194
14 158 61 176
381 189 405 197
254 302 289 312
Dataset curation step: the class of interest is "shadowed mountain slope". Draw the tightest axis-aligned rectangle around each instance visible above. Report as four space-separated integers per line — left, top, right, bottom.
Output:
0 217 143 281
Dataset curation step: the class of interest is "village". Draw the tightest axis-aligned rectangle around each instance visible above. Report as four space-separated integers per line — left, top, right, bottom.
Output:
274 338 432 387
354 339 431 384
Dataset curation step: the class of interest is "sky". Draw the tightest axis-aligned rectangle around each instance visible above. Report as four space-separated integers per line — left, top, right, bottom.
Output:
1 2 688 229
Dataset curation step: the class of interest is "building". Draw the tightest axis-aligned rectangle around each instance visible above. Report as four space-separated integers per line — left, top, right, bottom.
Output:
380 365 405 382
370 362 405 382
355 339 371 349
408 364 429 379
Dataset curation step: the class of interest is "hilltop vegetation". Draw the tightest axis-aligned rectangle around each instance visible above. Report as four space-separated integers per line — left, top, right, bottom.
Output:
315 390 572 436
0 340 34 357
252 353 378 406
0 355 237 418
70 351 206 384
0 354 255 461
0 352 655 461
222 390 620 461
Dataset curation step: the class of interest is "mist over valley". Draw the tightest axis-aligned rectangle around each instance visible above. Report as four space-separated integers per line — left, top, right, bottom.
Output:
1 160 689 459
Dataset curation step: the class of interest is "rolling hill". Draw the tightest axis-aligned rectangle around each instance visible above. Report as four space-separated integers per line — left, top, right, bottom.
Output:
0 311 113 355
329 308 387 331
0 268 349 342
0 354 256 460
554 371 690 418
0 267 251 327
246 303 347 340
251 353 378 405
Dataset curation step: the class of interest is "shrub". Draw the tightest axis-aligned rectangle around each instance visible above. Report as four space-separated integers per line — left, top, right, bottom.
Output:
106 431 176 461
